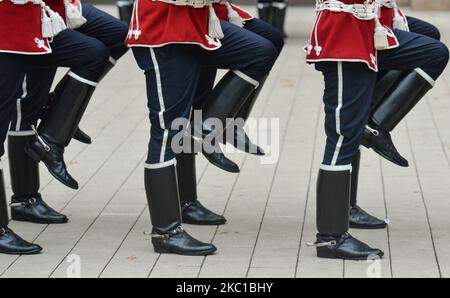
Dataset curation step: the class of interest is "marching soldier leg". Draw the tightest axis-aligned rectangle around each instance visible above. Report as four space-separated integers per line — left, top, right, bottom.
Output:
177 152 227 225
199 21 277 137
257 0 274 24
195 68 241 173
349 149 388 229
8 68 68 224
363 30 449 167
272 0 288 38
0 166 42 255
24 29 111 190
8 133 68 224
70 4 130 144
199 20 281 170
0 55 42 255
133 45 217 255
312 62 383 260
406 16 441 41
116 0 134 25
229 18 284 156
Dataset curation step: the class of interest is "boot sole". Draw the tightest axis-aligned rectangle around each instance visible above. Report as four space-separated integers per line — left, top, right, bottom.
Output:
317 249 384 261
0 247 42 255
11 214 69 225
371 147 409 168
350 223 388 230
24 146 79 190
183 219 227 226
153 245 217 256
202 154 240 174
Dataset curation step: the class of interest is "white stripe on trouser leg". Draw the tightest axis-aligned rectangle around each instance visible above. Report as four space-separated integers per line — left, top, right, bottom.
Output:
15 75 28 132
331 62 345 166
149 48 170 163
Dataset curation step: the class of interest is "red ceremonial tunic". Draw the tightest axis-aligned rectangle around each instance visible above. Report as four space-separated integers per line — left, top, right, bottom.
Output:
0 0 82 55
379 6 408 30
304 0 400 72
126 1 253 51
0 0 52 55
213 3 254 21
45 0 82 23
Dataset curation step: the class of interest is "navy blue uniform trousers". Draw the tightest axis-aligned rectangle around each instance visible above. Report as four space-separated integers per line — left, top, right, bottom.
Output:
317 29 449 169
8 4 129 135
194 18 284 109
133 21 278 167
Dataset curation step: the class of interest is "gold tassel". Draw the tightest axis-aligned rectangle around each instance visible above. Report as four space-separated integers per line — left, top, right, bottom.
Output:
65 0 87 29
225 2 243 28
208 5 224 39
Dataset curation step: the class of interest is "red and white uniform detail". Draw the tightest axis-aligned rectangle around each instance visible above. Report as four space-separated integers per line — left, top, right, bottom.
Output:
379 0 409 31
304 0 400 72
213 2 254 22
46 0 82 23
0 0 84 55
126 0 252 51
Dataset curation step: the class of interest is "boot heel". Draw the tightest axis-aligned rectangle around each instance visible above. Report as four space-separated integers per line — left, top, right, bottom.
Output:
10 209 26 222
153 244 171 254
316 247 337 259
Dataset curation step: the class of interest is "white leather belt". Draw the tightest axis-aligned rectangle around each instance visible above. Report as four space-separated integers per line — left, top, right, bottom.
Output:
315 0 378 21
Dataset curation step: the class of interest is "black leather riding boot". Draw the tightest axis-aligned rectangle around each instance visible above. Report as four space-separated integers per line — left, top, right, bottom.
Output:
72 60 115 144
362 69 434 167
272 1 288 38
228 75 268 156
8 133 68 224
257 2 273 24
199 74 264 172
349 150 387 230
145 164 217 255
0 169 42 255
201 139 240 173
72 128 92 144
116 0 134 25
177 153 227 225
372 70 403 110
25 73 97 190
195 71 259 138
314 168 384 260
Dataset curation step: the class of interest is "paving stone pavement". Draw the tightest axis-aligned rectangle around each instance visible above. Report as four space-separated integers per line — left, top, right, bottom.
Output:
1 6 450 278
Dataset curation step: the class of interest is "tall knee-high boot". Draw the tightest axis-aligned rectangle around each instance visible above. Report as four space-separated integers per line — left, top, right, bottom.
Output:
0 166 42 255
177 153 226 225
195 71 259 138
258 2 273 24
116 0 134 25
8 133 68 224
25 72 98 190
272 1 288 38
348 150 388 229
201 77 268 172
227 75 267 156
42 61 116 146
362 69 434 167
313 168 383 260
145 164 217 255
